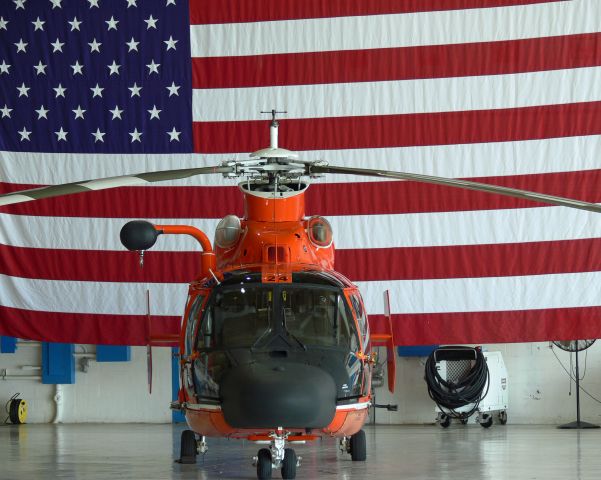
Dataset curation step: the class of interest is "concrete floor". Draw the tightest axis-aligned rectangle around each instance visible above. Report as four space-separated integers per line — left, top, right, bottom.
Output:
1 423 600 479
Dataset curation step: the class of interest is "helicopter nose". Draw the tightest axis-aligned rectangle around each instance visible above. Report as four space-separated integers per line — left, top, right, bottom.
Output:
220 362 337 429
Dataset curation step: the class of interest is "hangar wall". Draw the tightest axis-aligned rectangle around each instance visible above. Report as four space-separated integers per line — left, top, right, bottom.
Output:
0 345 171 423
1 342 600 425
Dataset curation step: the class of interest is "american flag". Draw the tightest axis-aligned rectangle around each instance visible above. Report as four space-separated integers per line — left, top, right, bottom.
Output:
2 0 601 345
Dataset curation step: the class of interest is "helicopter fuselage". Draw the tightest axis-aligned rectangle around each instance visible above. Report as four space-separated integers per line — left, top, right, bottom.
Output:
175 183 373 440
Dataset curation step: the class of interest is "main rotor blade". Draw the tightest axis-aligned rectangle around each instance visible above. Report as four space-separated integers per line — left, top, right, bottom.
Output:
310 165 601 215
0 166 233 207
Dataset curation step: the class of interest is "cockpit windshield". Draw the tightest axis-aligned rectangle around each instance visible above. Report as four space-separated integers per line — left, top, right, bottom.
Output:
196 283 358 351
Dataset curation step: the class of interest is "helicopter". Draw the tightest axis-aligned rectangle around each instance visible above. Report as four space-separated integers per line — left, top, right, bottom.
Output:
3 112 601 480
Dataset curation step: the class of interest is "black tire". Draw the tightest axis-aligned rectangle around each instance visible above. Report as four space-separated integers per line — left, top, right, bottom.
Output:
439 414 451 428
350 429 367 461
281 448 297 479
459 416 468 425
480 414 493 428
257 448 272 480
498 411 508 425
179 430 197 464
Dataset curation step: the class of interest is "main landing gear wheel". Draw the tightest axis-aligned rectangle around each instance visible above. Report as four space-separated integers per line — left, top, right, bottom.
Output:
257 448 272 480
281 448 297 479
178 430 197 464
350 429 367 461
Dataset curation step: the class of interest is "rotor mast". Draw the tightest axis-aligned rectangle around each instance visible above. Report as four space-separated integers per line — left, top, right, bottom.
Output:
261 109 287 149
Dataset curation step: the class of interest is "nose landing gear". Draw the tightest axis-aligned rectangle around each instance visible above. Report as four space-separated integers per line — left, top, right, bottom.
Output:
177 430 208 464
252 430 302 480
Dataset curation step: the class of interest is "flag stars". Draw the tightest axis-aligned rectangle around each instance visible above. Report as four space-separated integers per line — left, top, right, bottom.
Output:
148 105 161 120
88 0 100 7
88 38 101 53
50 0 62 8
126 0 137 6
69 17 82 31
35 105 49 119
14 39 28 53
92 128 105 143
0 17 9 30
17 83 30 97
107 60 121 76
144 15 158 29
33 61 47 75
90 83 104 98
54 83 66 98
106 16 119 31
146 60 160 75
129 128 142 143
128 82 142 97
18 127 31 142
1 105 12 118
32 17 45 31
109 105 123 119
166 82 180 97
167 127 181 142
55 127 68 142
164 36 178 51
71 61 83 75
72 105 86 120
14 0 26 10
126 37 139 52
51 38 65 53
166 0 176 5
0 61 10 74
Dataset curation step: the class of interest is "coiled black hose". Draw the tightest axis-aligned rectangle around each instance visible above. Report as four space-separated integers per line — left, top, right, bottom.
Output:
424 346 490 418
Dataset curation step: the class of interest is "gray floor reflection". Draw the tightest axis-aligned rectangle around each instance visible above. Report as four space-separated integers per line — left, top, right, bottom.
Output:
1 423 600 479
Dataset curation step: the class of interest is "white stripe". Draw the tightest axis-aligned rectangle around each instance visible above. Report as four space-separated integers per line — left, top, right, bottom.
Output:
357 272 601 314
3 271 601 317
336 402 370 411
3 136 601 185
3 205 601 250
190 1 600 57
193 67 601 122
0 274 187 316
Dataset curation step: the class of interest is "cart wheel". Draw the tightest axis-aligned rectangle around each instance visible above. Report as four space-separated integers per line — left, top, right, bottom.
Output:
498 411 507 425
438 413 451 428
459 416 469 425
479 414 493 428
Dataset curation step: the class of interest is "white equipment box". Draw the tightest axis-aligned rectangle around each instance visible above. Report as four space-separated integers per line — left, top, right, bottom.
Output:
435 350 508 428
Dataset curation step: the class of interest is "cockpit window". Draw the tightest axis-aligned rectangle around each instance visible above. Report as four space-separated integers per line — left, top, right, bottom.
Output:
282 287 357 349
196 283 359 351
197 286 272 350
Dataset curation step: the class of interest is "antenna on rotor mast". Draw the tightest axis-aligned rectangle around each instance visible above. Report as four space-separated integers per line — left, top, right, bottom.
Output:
261 109 287 149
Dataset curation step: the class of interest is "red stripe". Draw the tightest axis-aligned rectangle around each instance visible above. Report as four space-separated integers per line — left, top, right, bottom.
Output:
4 169 601 218
192 102 601 154
4 238 601 283
189 0 561 25
1 305 599 346
193 33 601 89
0 306 179 346
370 307 601 346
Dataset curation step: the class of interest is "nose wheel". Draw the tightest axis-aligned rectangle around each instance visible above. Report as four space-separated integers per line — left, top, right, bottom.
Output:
253 431 301 479
339 429 367 461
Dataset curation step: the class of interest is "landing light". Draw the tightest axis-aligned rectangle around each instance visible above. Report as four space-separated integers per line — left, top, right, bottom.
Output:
215 215 242 248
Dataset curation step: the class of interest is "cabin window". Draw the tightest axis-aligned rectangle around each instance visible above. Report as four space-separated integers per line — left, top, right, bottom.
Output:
185 294 204 356
350 294 369 350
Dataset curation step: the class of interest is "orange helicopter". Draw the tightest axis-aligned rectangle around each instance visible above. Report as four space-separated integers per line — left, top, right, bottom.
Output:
3 112 601 480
